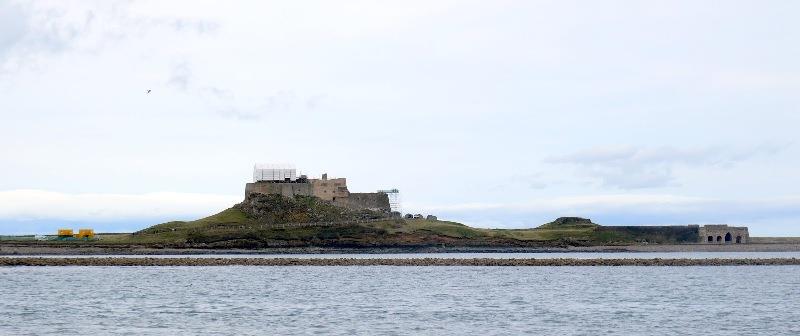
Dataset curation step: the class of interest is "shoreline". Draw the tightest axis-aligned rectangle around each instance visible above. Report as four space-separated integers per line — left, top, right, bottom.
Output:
1 257 799 266
2 243 800 255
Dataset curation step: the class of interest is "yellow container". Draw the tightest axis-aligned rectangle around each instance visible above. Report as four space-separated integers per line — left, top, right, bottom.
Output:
76 229 95 239
57 229 74 237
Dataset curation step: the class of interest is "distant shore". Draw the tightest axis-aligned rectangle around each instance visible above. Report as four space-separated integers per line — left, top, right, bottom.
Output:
2 243 800 255
2 257 799 266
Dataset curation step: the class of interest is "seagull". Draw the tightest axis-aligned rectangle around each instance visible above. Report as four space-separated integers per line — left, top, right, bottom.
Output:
146 89 151 94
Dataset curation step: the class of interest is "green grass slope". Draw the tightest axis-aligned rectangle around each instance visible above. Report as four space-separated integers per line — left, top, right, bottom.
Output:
109 212 601 248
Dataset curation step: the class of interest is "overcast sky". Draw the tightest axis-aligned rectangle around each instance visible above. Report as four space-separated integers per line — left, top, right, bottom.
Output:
2 0 800 235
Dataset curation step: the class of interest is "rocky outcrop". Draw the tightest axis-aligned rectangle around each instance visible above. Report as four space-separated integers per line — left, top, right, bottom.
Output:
538 217 598 229
235 193 389 224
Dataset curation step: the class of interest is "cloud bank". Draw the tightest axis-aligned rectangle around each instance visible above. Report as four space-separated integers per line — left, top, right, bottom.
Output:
546 144 789 189
0 190 240 234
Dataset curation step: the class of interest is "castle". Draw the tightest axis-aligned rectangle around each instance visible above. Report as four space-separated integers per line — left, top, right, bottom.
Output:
244 164 393 213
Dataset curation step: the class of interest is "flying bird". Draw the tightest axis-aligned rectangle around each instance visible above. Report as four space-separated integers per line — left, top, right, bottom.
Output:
146 89 151 94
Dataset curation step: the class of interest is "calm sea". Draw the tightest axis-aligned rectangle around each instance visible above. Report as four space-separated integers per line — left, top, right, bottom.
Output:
1 265 798 335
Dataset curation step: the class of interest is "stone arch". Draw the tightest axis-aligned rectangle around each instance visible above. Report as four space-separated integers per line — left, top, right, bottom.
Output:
707 236 714 242
725 232 732 243
736 236 742 243
716 236 722 242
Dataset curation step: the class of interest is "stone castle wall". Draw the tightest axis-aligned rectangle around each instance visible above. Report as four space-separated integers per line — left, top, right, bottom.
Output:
342 193 391 212
310 178 349 201
244 179 390 213
245 182 313 198
698 225 749 244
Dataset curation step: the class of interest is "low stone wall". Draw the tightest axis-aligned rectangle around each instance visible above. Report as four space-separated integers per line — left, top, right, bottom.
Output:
750 237 800 244
597 226 699 244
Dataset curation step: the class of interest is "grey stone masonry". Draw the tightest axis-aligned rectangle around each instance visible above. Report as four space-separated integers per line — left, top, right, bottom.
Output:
698 225 749 244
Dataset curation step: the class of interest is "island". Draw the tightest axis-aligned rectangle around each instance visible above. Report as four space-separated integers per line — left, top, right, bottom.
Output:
2 165 799 255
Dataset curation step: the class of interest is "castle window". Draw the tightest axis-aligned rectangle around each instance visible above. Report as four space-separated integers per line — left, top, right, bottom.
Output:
716 236 722 242
736 236 742 243
707 236 713 242
724 232 732 243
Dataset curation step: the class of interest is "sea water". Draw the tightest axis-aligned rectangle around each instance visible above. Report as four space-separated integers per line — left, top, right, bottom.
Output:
1 266 798 335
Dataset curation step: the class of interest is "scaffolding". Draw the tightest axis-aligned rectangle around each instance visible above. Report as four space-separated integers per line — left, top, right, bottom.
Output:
378 189 402 214
253 163 297 182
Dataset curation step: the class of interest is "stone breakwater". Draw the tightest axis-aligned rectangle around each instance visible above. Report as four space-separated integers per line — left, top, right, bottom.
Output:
1 257 800 266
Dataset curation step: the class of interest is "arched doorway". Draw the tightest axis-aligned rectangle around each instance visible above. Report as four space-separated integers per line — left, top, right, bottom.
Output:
707 236 713 242
716 236 722 242
725 233 732 243
736 236 742 243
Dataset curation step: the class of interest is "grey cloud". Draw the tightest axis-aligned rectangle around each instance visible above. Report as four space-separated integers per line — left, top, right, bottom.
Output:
549 143 789 167
547 143 790 189
585 165 674 189
209 88 323 121
164 62 243 118
167 63 321 121
263 91 298 114
488 172 554 192
221 91 315 121
170 19 219 34
515 172 551 190
305 95 326 110
0 2 29 59
216 107 259 121
1 5 95 66
1 2 219 72
203 86 234 100
167 62 191 90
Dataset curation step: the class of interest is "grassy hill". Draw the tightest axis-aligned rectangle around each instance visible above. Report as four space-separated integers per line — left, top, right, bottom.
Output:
99 194 698 248
110 210 589 248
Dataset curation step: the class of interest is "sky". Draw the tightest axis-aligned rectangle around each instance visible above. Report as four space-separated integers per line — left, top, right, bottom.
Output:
1 0 800 235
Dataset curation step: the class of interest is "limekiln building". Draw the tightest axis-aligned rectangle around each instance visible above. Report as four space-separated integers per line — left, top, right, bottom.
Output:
698 225 749 244
244 164 393 213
